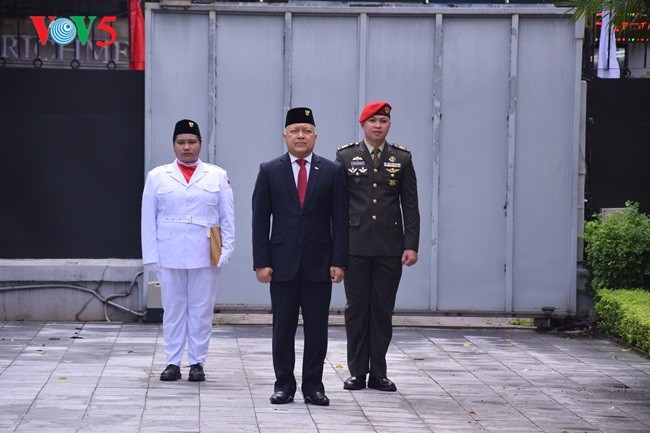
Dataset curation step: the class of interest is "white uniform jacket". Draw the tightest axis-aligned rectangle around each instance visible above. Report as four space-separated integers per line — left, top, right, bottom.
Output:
141 159 235 269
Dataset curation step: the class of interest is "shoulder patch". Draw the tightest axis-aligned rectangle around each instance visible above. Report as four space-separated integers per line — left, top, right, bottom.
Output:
337 142 356 151
390 143 411 153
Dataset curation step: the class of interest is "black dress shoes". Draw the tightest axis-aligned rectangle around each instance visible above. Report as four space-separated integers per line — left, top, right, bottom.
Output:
343 375 366 390
304 391 330 406
188 364 205 382
160 364 181 381
368 376 397 392
270 391 294 404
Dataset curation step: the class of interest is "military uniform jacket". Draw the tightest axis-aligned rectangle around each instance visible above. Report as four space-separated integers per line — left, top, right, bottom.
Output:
336 141 420 256
141 159 235 269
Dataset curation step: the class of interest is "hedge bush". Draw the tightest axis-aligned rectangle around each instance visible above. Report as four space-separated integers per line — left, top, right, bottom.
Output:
581 201 650 291
594 289 650 353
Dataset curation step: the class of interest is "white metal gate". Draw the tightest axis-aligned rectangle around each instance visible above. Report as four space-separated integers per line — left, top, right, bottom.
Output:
145 2 584 317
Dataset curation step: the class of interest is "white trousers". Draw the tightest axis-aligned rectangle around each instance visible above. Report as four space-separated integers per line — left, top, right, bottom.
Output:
158 267 220 367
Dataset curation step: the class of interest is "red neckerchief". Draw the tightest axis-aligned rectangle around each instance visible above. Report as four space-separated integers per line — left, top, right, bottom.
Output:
177 161 197 183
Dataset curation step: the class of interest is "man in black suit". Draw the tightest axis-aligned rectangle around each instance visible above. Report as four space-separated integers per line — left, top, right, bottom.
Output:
336 101 420 393
252 107 349 406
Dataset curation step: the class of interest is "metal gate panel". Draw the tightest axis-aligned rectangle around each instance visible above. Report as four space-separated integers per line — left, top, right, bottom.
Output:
147 12 210 171
213 14 287 306
290 16 360 148
437 17 511 311
365 16 436 309
512 17 578 312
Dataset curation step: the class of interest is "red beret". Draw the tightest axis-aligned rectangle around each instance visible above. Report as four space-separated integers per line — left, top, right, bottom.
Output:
359 101 392 123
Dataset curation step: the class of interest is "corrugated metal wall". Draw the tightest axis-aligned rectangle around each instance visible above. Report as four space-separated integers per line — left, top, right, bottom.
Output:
146 3 584 316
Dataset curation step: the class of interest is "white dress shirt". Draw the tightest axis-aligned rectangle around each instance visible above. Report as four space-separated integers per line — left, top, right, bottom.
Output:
289 153 312 185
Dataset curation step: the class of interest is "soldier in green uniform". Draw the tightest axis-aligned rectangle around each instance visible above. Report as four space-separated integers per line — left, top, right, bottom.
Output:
335 101 420 392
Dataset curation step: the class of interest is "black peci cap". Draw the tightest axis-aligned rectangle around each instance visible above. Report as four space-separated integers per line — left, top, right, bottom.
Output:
173 119 201 142
285 107 315 127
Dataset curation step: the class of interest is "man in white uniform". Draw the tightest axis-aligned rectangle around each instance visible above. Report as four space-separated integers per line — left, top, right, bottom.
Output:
141 119 235 382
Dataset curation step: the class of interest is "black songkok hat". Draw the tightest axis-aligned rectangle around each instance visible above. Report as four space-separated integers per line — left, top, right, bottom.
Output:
173 119 201 141
285 107 315 127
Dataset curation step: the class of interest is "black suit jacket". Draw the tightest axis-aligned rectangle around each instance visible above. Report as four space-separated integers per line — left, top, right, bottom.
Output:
252 152 349 282
336 141 420 256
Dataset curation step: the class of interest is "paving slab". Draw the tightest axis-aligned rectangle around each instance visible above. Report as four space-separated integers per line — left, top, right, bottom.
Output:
0 317 648 433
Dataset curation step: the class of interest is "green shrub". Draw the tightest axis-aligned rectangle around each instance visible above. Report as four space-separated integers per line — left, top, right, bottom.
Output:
594 289 650 353
581 201 650 291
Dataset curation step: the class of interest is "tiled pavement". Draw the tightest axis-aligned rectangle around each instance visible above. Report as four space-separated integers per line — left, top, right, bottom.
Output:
0 317 648 433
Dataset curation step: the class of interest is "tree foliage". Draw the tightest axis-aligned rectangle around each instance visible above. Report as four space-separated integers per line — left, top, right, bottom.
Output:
581 201 650 291
558 0 650 26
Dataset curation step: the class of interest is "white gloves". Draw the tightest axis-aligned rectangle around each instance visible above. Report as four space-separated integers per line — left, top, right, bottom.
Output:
217 256 230 269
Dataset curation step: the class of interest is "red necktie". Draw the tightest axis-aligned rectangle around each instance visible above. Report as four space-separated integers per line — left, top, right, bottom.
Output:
297 158 307 207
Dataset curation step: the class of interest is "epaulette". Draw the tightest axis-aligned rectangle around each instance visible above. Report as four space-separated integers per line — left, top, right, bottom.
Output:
390 143 411 152
337 142 356 151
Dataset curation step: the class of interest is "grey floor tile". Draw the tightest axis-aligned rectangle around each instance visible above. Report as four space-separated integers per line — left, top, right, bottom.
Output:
0 321 648 433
